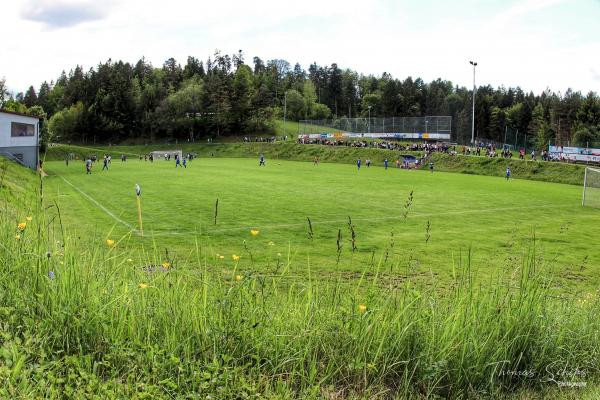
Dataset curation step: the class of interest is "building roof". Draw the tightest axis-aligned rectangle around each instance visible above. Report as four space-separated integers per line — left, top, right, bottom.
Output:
0 109 41 120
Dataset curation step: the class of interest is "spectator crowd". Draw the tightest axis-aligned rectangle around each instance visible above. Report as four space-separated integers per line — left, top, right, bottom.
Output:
297 138 573 163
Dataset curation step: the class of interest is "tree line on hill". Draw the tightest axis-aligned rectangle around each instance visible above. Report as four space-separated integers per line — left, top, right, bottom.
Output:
0 50 598 148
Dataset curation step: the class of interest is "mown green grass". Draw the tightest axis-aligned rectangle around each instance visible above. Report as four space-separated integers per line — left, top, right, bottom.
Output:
41 156 600 292
1 157 600 398
273 119 300 137
46 142 589 186
273 119 344 137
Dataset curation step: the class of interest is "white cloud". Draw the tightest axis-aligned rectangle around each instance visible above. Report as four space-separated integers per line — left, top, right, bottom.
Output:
20 0 112 28
493 0 566 25
1 0 598 95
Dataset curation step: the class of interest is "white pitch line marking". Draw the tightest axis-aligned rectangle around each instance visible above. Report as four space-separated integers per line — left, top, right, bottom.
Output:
57 169 572 238
60 176 138 233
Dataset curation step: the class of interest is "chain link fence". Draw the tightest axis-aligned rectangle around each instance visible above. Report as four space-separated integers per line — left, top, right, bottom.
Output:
299 116 452 137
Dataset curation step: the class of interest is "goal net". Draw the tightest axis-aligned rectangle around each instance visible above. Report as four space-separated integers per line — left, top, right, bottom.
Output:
582 167 600 207
149 150 183 161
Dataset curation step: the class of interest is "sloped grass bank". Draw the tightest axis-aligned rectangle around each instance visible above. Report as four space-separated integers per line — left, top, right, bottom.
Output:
0 161 599 398
0 157 40 206
427 153 586 186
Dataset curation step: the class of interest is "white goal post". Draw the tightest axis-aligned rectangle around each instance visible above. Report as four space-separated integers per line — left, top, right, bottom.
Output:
582 167 600 207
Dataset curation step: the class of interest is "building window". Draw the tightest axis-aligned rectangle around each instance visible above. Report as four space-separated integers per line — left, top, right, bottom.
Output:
11 122 35 137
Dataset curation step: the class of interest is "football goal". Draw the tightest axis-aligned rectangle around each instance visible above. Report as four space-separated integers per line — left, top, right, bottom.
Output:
582 167 600 207
150 150 183 161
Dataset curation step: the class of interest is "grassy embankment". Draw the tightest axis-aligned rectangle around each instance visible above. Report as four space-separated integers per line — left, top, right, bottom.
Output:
427 153 587 186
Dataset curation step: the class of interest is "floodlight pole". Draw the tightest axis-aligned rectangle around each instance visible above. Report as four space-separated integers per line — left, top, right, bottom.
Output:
283 91 287 137
368 105 372 133
469 61 477 145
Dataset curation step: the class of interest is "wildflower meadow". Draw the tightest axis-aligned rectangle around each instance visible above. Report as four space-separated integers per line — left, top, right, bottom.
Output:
0 155 599 398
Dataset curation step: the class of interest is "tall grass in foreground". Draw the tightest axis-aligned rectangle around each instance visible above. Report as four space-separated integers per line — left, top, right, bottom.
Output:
0 189 599 398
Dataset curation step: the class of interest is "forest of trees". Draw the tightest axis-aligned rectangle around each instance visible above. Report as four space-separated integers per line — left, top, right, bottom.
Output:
1 49 599 149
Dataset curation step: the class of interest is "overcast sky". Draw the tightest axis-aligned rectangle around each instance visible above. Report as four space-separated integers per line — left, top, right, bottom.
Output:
2 0 599 95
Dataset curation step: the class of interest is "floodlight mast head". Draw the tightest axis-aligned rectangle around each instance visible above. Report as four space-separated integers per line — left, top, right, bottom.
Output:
469 60 478 144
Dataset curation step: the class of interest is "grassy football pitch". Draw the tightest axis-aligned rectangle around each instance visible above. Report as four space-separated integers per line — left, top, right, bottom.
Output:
43 157 600 290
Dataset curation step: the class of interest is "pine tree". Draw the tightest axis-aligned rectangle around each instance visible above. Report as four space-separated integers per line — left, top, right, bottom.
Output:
528 103 545 137
38 81 51 113
0 78 8 108
328 63 342 117
23 85 38 108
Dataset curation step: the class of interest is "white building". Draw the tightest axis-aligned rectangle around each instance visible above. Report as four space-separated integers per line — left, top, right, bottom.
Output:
0 110 40 170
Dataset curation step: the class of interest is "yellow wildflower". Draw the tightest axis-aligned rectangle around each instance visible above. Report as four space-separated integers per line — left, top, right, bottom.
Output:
232 254 240 262
17 222 27 231
106 239 115 247
235 275 243 281
162 261 171 269
219 255 225 259
250 229 259 236
15 234 21 240
26 216 33 222
138 283 148 289
358 304 367 313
